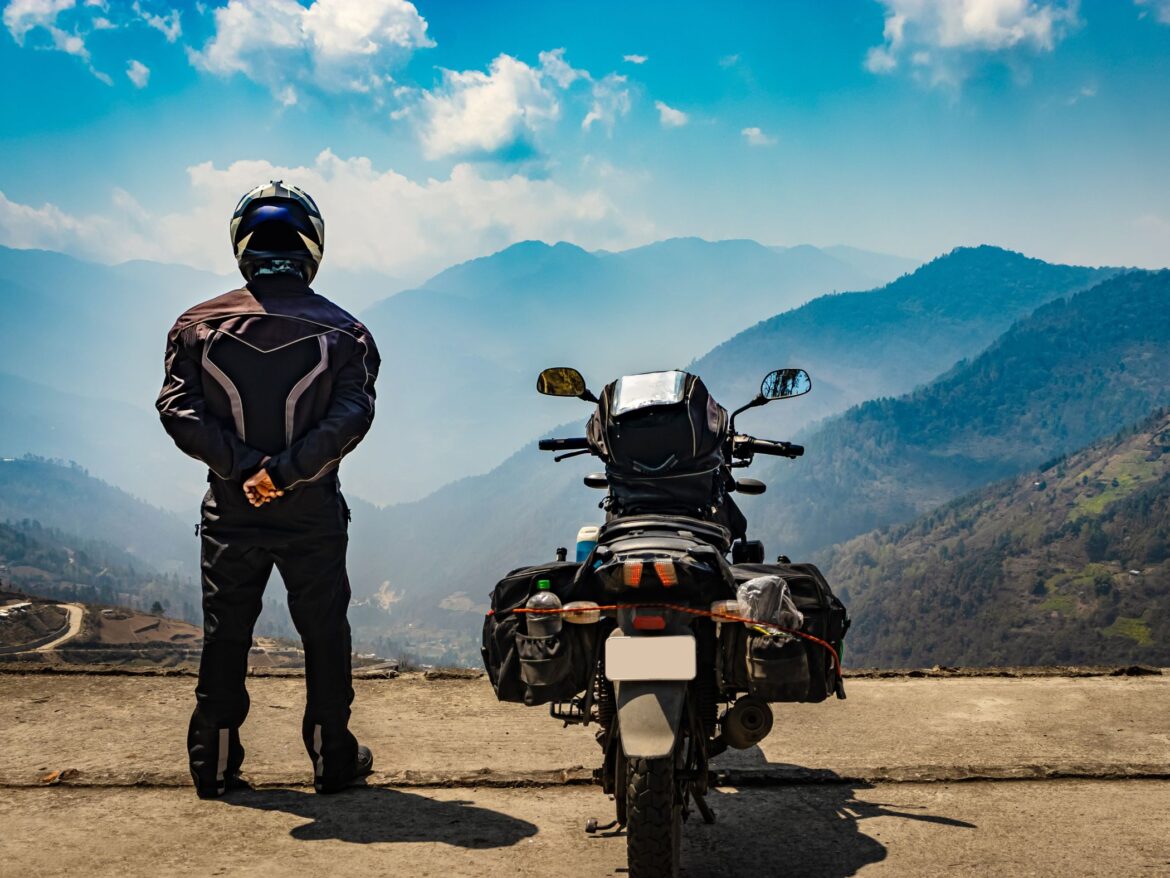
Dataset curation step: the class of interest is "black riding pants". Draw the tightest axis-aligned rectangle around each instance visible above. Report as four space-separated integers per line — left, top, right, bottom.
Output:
188 477 357 795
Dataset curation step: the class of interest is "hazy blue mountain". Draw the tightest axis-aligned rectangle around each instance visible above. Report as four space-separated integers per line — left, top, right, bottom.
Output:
0 372 207 509
0 247 234 410
358 237 906 501
0 239 907 509
788 245 919 287
746 268 1170 561
689 246 1115 443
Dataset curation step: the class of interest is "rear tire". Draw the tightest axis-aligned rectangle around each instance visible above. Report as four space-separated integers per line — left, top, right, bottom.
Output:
626 755 681 878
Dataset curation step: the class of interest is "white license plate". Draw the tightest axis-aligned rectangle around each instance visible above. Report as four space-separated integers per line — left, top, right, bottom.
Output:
605 633 696 682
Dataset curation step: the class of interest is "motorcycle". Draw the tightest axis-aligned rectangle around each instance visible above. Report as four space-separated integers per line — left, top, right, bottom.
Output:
481 367 848 878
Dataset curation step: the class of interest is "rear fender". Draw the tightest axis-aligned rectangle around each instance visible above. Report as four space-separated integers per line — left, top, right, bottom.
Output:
615 681 687 759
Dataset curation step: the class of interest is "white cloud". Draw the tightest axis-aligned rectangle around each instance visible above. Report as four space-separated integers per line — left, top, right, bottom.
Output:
0 188 161 260
741 126 776 146
3 0 75 43
191 0 433 99
1 0 122 81
134 2 180 42
412 51 582 160
0 151 654 278
623 53 647 64
865 0 1079 85
718 53 740 67
538 47 586 88
582 73 630 134
1135 0 1170 24
654 100 688 128
126 57 149 87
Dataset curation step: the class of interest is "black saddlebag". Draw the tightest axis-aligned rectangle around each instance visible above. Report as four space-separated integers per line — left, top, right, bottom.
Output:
718 562 850 703
481 562 598 706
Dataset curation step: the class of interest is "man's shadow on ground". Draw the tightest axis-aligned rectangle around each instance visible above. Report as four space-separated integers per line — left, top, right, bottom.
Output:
223 784 537 848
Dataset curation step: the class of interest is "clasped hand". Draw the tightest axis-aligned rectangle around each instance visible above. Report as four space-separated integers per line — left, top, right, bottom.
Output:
243 465 284 508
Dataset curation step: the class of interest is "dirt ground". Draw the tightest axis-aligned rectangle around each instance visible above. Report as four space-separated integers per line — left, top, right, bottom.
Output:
4 780 1170 877
1 670 1168 876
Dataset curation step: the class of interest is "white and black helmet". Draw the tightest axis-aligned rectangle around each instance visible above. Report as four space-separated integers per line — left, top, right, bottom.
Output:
230 181 325 282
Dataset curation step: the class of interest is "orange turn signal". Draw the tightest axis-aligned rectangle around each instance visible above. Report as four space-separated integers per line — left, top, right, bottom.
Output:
654 560 679 587
623 560 644 587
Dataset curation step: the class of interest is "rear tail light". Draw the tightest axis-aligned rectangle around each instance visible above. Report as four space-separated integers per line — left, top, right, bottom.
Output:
623 560 644 587
653 560 679 587
633 614 666 631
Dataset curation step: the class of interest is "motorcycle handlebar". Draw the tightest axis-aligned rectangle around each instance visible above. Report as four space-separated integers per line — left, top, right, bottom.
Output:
539 437 591 452
736 436 804 459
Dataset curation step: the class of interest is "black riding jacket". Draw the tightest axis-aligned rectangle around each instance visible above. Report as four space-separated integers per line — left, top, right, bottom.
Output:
156 274 380 492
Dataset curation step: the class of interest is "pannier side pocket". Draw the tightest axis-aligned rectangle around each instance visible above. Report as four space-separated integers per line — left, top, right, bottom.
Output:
747 634 811 703
516 631 574 688
482 611 527 703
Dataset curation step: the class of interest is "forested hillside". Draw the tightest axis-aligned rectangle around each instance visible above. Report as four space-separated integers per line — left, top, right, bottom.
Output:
0 457 196 578
748 269 1170 559
823 410 1170 667
0 460 299 640
0 519 196 621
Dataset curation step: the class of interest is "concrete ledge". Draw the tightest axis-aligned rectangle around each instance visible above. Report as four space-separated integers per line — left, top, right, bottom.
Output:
0 663 1163 679
5 762 1170 791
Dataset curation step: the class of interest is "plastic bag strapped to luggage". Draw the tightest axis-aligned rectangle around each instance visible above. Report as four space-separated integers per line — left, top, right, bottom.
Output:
718 562 850 703
481 561 599 706
586 371 729 519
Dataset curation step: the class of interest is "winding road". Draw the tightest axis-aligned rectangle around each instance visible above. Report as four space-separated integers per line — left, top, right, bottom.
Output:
34 603 85 652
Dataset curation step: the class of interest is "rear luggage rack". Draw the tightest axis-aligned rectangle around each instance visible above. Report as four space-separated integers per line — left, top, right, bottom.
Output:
598 515 731 552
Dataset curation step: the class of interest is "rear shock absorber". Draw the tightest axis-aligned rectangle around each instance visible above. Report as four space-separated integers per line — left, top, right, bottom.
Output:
694 623 719 739
595 653 616 732
695 664 718 740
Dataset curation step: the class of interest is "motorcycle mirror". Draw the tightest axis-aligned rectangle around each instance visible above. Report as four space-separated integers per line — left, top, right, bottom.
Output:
537 367 596 401
584 473 609 489
735 478 767 495
761 368 811 401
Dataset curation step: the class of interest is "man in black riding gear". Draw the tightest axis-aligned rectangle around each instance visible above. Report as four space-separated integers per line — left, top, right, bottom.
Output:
156 181 381 797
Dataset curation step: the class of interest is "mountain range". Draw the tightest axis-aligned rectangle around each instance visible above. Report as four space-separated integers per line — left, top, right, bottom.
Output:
748 268 1170 559
341 249 1150 661
4 238 1167 666
0 239 914 507
358 238 915 500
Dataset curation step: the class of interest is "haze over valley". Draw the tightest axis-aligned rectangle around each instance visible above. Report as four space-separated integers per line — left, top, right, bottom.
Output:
3 238 1166 667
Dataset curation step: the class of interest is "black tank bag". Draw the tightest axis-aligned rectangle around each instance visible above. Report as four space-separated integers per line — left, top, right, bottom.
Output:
719 562 850 703
481 562 597 706
586 372 728 518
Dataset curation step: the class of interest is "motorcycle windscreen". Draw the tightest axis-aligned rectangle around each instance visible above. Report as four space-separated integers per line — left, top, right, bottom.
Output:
611 371 687 416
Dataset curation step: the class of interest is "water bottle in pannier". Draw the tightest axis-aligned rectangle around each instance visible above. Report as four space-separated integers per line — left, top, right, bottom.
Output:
525 579 563 637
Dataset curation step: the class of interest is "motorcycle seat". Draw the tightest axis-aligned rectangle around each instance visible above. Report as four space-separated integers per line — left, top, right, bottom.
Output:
598 515 731 553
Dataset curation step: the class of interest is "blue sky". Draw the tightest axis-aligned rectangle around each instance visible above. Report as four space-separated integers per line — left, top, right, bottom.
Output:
1 0 1168 280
